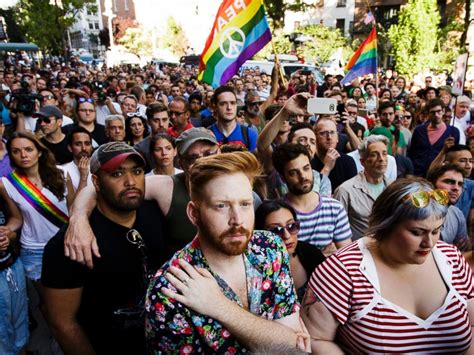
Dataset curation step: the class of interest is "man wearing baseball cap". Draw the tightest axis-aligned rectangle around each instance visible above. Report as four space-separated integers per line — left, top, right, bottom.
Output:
63 128 220 267
34 105 73 164
41 141 169 354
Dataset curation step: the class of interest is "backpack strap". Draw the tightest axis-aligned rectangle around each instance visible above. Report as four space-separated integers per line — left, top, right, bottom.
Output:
241 124 249 148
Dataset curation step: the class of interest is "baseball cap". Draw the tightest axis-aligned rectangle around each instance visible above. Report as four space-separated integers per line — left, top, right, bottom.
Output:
175 127 218 155
90 141 146 174
33 105 62 120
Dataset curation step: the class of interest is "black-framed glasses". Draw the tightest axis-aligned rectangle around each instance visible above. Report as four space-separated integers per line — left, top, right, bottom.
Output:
268 221 300 238
170 110 186 117
78 97 95 104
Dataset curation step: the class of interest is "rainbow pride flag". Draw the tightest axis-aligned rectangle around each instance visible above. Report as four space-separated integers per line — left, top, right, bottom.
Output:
341 27 377 85
198 0 272 88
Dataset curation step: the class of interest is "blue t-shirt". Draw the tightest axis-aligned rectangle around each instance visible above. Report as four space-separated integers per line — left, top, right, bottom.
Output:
455 178 474 221
209 122 258 152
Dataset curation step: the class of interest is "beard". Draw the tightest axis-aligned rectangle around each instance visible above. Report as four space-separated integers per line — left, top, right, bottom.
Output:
99 185 144 212
287 177 314 196
197 215 253 256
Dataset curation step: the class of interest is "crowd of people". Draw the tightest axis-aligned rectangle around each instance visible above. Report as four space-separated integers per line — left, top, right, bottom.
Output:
0 55 474 354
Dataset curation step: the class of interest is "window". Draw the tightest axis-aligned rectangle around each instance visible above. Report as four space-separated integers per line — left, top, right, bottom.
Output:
89 23 94 30
113 0 118 12
124 0 128 11
337 0 346 7
336 19 345 32
94 22 99 30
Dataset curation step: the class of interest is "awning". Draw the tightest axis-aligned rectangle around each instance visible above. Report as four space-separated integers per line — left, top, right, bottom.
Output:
0 43 39 52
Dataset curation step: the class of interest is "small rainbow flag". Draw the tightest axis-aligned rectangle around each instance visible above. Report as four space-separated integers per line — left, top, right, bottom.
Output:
198 0 272 88
341 27 377 85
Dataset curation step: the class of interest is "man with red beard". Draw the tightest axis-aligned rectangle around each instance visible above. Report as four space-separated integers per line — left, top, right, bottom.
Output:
145 152 310 353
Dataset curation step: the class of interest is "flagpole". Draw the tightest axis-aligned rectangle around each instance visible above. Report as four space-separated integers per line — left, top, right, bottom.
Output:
262 0 287 88
364 0 379 110
270 39 287 87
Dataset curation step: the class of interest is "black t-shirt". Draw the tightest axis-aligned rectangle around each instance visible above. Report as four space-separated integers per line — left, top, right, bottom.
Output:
40 136 73 164
311 153 358 192
62 123 108 147
42 200 170 354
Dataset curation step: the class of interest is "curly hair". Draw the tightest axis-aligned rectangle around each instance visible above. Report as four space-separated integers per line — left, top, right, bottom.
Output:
7 131 66 200
125 114 150 143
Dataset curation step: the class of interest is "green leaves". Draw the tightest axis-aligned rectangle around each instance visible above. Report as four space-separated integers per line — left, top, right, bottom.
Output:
388 0 461 77
14 0 97 55
255 24 351 66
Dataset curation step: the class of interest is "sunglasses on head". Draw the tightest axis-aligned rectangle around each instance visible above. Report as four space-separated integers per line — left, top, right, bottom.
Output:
127 112 143 118
78 97 94 104
268 221 300 238
405 189 448 208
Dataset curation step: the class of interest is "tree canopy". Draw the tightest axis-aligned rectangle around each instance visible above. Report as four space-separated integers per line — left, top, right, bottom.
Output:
256 24 352 66
14 0 97 55
388 0 466 78
160 17 190 57
118 25 152 58
264 0 309 30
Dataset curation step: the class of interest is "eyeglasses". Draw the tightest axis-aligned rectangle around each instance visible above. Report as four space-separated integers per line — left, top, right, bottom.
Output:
170 110 186 117
78 97 94 104
316 130 337 138
401 115 412 120
182 150 217 165
268 221 300 238
41 95 55 100
37 117 56 124
405 189 449 208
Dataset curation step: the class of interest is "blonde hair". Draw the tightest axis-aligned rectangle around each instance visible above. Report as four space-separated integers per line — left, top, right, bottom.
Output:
189 151 262 202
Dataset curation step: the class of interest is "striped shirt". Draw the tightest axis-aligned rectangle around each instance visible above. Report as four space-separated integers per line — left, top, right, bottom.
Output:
288 194 352 249
309 239 473 353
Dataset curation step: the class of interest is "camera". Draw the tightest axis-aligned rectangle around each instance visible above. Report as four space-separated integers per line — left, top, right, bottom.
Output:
92 80 105 91
10 81 43 116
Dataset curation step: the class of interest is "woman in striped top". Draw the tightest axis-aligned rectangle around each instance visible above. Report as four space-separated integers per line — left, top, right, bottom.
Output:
302 177 474 354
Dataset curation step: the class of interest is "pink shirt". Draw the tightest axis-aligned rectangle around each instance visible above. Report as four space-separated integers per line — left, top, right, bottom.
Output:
427 122 447 145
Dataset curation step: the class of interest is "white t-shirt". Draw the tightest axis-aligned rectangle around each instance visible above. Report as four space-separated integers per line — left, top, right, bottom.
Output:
145 167 183 177
96 102 122 125
2 175 68 249
60 161 92 192
61 114 74 126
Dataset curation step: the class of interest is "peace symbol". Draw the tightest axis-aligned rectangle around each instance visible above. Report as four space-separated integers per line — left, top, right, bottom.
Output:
219 27 246 59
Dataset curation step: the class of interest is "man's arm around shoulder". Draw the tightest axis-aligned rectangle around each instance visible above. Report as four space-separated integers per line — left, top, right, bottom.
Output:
42 232 95 354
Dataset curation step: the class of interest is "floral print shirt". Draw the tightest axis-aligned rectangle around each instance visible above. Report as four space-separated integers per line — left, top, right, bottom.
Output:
145 230 299 354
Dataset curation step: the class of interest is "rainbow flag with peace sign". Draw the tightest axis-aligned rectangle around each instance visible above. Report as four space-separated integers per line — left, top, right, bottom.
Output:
198 0 272 88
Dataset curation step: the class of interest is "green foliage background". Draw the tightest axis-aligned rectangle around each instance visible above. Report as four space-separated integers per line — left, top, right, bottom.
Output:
14 0 97 55
388 0 464 77
255 24 353 65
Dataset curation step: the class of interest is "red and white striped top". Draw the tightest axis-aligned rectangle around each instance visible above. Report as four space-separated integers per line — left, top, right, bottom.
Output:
309 239 474 354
